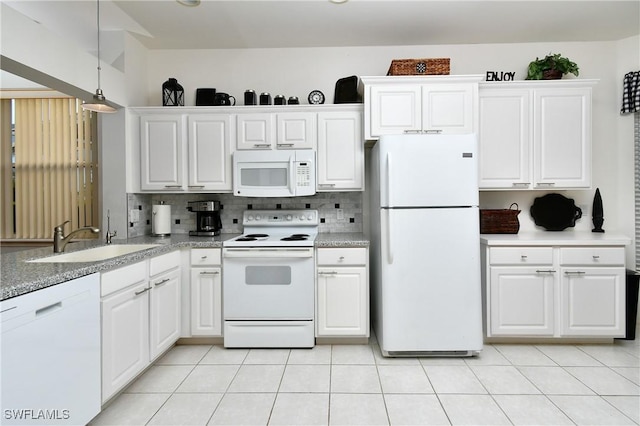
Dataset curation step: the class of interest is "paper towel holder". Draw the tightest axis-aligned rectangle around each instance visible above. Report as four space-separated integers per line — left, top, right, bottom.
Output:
152 201 172 236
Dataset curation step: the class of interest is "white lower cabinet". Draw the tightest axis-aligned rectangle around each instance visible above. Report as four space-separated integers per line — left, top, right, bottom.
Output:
190 248 223 336
101 251 181 403
482 242 626 339
489 266 555 336
316 247 369 337
149 263 182 359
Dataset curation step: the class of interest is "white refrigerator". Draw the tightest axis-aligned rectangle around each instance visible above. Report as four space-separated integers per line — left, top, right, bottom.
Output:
370 133 483 356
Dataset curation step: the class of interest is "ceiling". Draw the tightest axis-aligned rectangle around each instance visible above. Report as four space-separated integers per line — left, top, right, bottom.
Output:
4 0 640 52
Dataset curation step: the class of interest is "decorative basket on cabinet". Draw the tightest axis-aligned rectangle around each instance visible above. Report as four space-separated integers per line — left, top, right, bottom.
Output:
480 203 521 234
387 58 450 76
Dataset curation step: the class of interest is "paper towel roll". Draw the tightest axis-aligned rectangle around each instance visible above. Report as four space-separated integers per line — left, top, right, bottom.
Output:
152 204 171 236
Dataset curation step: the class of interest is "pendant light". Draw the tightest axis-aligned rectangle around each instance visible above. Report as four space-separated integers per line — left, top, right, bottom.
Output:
83 0 116 113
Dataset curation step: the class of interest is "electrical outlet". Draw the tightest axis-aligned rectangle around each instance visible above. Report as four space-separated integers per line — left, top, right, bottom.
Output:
336 209 344 221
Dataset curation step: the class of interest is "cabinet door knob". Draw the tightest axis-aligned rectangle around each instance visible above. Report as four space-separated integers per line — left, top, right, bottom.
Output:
535 269 556 274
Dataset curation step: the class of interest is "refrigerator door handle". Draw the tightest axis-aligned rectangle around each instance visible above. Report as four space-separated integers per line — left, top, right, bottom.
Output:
386 209 394 264
386 153 392 207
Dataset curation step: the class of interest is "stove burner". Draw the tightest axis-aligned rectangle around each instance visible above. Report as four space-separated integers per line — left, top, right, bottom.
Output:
281 234 309 241
235 237 257 241
245 233 269 238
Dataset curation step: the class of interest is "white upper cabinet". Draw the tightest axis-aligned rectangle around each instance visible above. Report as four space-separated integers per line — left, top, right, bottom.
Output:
237 112 315 150
137 111 233 192
478 80 596 190
276 112 316 149
140 114 185 191
236 113 275 150
187 114 234 191
478 88 531 189
533 87 591 189
360 76 482 140
317 109 364 191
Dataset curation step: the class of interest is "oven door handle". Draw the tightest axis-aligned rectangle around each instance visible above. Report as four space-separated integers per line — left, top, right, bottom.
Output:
223 248 314 258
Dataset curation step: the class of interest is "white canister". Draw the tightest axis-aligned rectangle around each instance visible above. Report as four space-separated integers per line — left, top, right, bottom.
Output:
152 203 171 236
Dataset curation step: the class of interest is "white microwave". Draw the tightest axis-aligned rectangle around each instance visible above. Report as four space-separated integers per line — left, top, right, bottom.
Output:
233 150 316 197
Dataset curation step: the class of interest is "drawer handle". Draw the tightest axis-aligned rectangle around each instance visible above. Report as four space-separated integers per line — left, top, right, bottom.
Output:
164 185 183 189
565 271 586 275
535 269 556 274
253 144 271 148
512 182 531 187
201 255 208 259
319 184 336 187
536 182 556 187
277 143 294 147
35 302 62 317
154 278 171 286
319 271 338 276
188 185 205 189
135 287 151 295
200 271 220 275
592 255 600 259
520 255 528 260
339 256 345 261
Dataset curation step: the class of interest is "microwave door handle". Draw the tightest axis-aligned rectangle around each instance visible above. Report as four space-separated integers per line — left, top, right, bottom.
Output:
289 155 295 194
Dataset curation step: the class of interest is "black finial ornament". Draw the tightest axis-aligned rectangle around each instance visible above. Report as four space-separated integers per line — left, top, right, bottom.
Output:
162 78 184 106
592 187 605 233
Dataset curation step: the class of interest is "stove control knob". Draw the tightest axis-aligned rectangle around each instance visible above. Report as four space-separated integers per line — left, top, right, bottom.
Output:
255 215 262 221
299 214 306 220
286 214 293 221
247 215 254 221
307 214 314 221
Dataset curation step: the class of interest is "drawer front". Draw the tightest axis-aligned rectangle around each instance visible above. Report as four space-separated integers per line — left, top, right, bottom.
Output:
560 247 625 266
489 247 553 265
190 248 222 266
149 250 181 276
101 260 147 297
317 248 367 266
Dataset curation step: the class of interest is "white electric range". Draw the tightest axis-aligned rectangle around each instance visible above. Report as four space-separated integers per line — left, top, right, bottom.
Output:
222 210 318 348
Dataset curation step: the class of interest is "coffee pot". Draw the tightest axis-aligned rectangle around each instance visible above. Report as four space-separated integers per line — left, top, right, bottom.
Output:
186 201 222 236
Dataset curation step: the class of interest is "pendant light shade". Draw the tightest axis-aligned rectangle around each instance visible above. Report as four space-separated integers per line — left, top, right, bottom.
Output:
83 0 116 113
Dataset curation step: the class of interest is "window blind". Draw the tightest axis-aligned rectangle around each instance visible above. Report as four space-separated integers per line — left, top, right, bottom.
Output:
1 98 98 240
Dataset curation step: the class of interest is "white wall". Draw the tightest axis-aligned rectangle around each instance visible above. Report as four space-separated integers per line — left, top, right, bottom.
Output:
145 41 637 257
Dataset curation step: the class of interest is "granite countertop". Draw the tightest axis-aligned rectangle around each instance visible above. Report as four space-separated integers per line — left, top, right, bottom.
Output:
315 233 370 248
1 233 369 301
481 232 631 246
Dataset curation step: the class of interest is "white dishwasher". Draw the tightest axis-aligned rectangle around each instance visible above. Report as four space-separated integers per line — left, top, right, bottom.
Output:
1 273 101 425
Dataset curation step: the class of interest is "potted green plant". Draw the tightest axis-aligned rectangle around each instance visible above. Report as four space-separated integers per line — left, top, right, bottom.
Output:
526 53 580 80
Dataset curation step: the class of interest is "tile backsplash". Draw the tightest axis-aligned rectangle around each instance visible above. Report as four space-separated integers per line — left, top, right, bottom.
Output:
127 192 363 238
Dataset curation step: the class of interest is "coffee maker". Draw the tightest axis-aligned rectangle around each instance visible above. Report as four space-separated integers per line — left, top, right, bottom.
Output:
186 201 222 236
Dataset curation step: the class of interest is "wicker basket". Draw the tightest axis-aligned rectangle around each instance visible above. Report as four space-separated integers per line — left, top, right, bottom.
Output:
387 58 450 76
480 203 521 234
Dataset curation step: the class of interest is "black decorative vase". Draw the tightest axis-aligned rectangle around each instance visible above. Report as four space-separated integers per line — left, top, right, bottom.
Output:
162 78 184 106
592 187 605 233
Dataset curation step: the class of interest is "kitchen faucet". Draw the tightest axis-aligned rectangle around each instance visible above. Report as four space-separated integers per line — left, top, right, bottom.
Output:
105 210 116 244
53 221 100 253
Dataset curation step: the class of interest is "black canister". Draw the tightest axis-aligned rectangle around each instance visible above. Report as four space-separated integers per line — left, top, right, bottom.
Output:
244 90 257 106
259 92 272 105
162 78 184 106
287 96 299 105
274 95 286 105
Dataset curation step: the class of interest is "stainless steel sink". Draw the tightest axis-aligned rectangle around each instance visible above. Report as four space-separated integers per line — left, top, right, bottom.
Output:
28 244 161 263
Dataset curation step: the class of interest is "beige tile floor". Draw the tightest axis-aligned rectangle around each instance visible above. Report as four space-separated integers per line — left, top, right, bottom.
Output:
90 335 640 425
